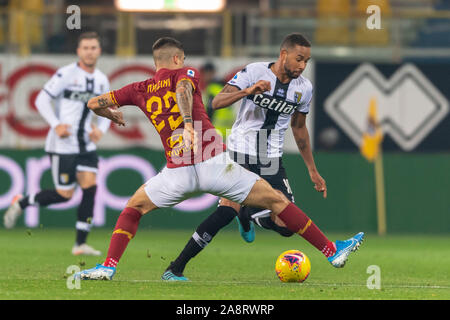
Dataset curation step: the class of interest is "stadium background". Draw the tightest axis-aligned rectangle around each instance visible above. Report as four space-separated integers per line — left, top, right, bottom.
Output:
0 0 449 235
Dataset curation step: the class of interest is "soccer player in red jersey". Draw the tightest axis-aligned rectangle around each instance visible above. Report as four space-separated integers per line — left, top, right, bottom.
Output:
75 37 364 281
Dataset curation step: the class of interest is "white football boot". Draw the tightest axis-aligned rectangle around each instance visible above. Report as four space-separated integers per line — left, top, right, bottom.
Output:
74 264 116 280
3 195 24 229
72 243 102 256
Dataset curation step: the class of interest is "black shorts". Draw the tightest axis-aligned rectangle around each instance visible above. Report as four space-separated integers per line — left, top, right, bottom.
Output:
228 151 294 219
48 151 99 190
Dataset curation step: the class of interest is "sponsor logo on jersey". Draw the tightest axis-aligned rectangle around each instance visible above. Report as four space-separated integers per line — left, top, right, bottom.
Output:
166 133 183 149
166 133 192 157
276 88 285 96
249 93 298 115
63 90 97 103
187 69 195 77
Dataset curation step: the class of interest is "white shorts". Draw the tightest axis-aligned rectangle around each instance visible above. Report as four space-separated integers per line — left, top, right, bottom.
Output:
144 152 260 208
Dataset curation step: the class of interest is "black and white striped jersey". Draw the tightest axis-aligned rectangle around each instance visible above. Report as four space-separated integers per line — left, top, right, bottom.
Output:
40 62 110 154
227 62 313 158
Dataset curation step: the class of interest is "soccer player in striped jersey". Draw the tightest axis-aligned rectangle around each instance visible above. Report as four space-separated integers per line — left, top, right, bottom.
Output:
163 33 364 280
3 32 110 256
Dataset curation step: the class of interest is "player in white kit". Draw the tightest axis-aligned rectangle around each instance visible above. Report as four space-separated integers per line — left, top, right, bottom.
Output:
3 32 111 256
162 34 364 280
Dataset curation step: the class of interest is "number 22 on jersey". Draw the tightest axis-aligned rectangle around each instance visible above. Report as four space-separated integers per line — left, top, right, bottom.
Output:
146 91 184 133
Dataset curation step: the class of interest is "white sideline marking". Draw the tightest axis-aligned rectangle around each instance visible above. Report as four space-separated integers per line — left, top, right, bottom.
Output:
116 279 450 289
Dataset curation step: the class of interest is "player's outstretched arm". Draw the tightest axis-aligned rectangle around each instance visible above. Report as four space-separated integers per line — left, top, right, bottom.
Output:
291 111 327 198
87 93 116 110
87 93 125 126
212 80 271 110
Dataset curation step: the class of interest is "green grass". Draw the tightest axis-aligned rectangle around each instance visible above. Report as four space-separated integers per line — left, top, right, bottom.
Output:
0 228 449 300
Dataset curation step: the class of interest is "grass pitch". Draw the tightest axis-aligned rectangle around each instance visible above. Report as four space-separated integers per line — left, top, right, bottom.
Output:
0 228 449 300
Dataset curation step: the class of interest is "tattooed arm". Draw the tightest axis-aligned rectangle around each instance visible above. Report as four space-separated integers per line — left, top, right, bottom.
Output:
212 81 271 110
291 111 327 198
176 79 197 151
87 93 125 126
176 79 194 124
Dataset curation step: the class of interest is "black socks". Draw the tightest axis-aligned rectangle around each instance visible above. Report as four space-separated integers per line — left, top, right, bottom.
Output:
17 186 97 246
169 206 238 274
75 185 97 245
19 189 69 209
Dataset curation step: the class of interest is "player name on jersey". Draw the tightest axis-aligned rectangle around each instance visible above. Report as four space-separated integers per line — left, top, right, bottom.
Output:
248 93 298 115
147 78 171 93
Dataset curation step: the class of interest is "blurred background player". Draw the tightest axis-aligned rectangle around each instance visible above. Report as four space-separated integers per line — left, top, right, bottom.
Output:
164 33 339 278
200 62 235 139
3 31 111 256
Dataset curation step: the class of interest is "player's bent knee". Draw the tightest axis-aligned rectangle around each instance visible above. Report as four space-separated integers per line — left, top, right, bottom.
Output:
278 229 294 237
76 171 97 189
126 199 155 215
266 189 290 213
126 185 158 215
219 198 240 212
274 189 287 200
242 179 287 211
270 189 289 204
56 189 74 200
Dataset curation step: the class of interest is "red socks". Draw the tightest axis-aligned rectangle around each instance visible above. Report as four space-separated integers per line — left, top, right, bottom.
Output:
321 241 337 258
102 203 335 269
277 203 336 258
103 207 142 268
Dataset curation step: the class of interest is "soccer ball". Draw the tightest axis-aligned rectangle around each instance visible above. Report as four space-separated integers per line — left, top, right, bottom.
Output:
275 250 311 283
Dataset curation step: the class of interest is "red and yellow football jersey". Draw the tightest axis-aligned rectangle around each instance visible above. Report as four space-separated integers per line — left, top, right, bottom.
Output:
110 67 225 168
